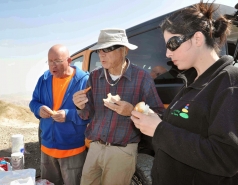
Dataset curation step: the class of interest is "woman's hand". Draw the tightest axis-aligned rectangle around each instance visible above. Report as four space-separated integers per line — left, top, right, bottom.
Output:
131 110 162 137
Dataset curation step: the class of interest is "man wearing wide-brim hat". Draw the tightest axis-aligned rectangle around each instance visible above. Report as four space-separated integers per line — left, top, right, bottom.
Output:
73 28 164 185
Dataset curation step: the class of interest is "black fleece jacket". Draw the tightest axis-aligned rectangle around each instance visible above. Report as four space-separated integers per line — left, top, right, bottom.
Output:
152 56 238 185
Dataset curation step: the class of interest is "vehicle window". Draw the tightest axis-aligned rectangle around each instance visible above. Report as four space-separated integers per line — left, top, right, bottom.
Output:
89 51 101 72
227 24 238 65
228 24 238 44
128 28 168 71
72 55 84 70
127 28 181 83
127 28 183 104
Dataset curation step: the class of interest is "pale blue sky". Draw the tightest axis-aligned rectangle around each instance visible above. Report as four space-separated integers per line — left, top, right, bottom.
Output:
0 0 236 96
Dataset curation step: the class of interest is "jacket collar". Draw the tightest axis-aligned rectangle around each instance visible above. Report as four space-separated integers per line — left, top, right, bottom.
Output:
178 55 234 89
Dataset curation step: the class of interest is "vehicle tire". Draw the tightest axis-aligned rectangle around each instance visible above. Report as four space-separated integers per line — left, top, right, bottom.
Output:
131 153 154 185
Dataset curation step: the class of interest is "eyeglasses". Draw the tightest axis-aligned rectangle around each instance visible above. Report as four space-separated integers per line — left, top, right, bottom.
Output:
47 58 70 65
47 60 64 65
166 33 195 51
96 45 123 53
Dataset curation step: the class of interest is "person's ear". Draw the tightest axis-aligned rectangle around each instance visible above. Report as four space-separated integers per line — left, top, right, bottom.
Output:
193 31 205 47
124 47 129 56
67 57 72 65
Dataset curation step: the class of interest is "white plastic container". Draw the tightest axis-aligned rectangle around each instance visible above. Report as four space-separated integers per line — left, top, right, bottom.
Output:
11 152 24 171
11 134 24 154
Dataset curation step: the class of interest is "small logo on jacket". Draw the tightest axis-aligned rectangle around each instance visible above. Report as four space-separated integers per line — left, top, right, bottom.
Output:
171 104 189 119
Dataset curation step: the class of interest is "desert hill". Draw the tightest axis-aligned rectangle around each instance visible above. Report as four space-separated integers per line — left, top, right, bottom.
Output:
0 100 38 123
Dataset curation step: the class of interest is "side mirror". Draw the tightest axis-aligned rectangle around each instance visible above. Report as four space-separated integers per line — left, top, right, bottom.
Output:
235 3 238 10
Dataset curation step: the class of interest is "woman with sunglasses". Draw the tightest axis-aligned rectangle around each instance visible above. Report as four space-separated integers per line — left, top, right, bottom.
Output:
131 1 238 185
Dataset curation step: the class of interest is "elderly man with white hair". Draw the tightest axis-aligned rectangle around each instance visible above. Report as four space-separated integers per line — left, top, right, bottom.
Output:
73 28 164 185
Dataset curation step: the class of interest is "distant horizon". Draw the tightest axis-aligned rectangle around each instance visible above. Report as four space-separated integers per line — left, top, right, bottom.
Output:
0 91 32 101
0 93 32 108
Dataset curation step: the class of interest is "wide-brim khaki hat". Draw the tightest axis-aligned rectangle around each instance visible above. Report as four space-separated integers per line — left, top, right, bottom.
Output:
89 28 138 50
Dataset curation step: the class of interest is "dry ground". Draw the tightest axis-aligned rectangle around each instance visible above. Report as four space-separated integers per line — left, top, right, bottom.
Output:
0 100 41 177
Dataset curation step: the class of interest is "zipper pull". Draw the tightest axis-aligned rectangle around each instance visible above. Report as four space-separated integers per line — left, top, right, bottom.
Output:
170 101 178 110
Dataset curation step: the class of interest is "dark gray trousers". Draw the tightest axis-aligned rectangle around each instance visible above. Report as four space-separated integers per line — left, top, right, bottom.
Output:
41 150 87 185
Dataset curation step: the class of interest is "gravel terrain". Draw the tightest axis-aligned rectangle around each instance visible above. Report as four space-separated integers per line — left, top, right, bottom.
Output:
0 100 41 177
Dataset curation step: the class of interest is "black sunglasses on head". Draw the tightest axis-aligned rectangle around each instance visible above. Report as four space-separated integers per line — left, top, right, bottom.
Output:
166 33 195 51
96 45 124 53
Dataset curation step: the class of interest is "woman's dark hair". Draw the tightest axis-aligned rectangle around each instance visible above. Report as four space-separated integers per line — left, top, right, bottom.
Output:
161 0 231 53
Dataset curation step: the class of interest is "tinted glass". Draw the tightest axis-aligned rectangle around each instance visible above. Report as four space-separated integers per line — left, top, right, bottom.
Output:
127 28 181 82
227 24 238 65
127 28 183 104
227 24 238 44
89 51 101 72
72 56 84 69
